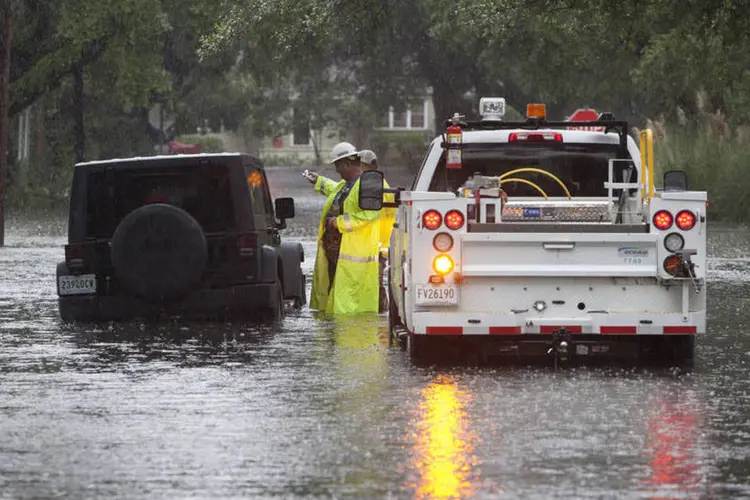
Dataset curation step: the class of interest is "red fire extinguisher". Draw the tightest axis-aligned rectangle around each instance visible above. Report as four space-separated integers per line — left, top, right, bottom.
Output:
446 113 462 169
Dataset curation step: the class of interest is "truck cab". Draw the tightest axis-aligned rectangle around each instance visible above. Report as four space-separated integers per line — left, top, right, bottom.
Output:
360 98 707 366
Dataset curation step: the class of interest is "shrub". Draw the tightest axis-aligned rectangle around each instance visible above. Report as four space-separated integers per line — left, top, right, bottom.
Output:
370 130 431 172
645 103 750 223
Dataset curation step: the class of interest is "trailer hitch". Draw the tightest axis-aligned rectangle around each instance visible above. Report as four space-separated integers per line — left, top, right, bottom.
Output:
547 327 574 369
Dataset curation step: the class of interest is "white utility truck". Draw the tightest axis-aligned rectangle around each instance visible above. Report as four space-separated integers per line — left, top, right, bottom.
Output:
359 98 707 366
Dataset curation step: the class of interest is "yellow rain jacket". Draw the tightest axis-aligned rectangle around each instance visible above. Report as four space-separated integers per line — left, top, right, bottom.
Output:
310 175 381 314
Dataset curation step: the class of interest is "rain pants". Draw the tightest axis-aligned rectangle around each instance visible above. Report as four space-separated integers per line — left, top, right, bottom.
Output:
310 175 381 314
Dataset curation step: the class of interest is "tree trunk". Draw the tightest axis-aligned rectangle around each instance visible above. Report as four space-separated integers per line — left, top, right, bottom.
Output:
431 82 464 134
72 67 85 163
0 0 13 247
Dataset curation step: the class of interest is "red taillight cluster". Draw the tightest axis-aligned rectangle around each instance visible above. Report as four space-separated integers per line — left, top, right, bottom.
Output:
422 209 465 231
653 210 697 231
654 209 699 277
509 131 563 143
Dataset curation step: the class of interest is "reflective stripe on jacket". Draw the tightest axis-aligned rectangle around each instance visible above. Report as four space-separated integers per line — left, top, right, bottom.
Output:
310 175 381 314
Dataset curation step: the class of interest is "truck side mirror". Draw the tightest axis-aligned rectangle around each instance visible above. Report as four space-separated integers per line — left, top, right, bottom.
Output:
663 170 688 192
275 197 295 219
358 170 384 211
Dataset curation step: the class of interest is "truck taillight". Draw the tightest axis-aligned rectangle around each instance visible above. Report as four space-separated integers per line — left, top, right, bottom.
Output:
444 210 465 230
237 233 257 258
423 210 442 230
433 255 454 275
433 232 454 252
675 210 696 230
65 244 85 269
509 132 562 143
663 255 682 276
653 210 673 230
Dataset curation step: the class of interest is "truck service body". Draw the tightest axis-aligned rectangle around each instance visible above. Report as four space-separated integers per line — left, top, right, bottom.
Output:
364 99 707 365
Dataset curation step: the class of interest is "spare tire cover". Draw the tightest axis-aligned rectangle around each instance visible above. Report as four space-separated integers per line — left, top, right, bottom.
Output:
110 204 208 301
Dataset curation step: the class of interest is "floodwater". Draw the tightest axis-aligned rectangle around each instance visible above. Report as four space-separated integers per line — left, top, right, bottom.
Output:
1 166 750 499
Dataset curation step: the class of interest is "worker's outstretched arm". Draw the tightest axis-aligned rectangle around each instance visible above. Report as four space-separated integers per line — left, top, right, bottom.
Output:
314 175 340 197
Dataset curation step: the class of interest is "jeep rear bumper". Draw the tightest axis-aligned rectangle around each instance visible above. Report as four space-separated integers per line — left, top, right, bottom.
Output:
58 282 279 321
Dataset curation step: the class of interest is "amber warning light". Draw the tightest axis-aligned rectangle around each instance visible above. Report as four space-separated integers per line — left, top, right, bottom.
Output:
526 103 546 120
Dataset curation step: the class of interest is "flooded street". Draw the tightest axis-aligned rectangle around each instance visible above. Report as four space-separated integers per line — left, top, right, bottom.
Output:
1 166 750 499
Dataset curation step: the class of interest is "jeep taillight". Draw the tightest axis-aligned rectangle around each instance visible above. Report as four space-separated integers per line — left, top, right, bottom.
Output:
653 210 673 230
237 233 257 258
65 244 85 269
675 210 696 230
422 210 442 230
444 210 465 230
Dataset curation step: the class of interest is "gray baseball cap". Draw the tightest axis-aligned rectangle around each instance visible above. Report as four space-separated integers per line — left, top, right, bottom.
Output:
358 149 377 166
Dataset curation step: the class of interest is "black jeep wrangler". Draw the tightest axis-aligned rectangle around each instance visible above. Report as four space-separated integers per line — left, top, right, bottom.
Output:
56 153 306 321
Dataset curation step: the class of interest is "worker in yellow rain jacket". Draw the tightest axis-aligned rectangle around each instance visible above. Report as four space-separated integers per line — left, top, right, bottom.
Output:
358 150 396 313
304 142 381 314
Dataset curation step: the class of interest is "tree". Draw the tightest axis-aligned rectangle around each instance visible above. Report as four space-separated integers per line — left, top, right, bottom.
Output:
0 0 12 246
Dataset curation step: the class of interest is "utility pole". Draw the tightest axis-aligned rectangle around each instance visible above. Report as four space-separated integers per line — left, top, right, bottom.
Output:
0 0 13 247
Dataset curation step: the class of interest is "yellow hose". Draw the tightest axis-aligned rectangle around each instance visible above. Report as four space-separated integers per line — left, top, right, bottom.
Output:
500 178 549 199
499 168 572 199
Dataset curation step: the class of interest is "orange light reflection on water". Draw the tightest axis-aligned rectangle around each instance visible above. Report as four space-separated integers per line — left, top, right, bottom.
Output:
411 376 477 500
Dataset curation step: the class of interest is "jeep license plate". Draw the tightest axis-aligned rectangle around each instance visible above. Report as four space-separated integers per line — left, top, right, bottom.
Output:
415 284 458 306
58 274 97 296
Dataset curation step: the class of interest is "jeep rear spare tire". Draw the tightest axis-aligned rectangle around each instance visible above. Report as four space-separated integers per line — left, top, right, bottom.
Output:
110 204 208 300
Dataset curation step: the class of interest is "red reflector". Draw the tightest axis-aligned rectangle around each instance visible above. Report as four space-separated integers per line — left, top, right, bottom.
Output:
428 275 444 284
663 326 697 335
237 233 257 258
675 210 696 230
444 210 465 230
65 244 85 268
489 326 521 335
422 210 442 230
540 325 582 334
600 326 637 335
653 210 673 230
509 132 563 143
425 326 463 335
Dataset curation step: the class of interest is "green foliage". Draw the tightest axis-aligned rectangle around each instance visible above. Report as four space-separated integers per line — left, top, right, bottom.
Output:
175 134 225 152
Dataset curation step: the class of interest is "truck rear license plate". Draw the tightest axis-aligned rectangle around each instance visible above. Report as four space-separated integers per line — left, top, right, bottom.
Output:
58 274 97 296
415 284 458 305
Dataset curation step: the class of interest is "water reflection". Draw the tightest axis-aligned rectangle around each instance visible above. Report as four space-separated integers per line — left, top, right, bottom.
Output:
410 375 478 499
644 390 706 498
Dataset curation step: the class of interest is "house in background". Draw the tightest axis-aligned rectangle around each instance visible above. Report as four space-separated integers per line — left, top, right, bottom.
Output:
258 92 436 166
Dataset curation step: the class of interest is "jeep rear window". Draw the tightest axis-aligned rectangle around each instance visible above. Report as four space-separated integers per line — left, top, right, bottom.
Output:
429 143 634 197
85 163 236 238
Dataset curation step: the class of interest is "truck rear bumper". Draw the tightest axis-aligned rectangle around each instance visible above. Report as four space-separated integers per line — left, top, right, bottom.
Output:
409 311 705 336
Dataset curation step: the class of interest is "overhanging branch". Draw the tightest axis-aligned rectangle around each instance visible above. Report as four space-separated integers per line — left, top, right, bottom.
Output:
9 36 109 116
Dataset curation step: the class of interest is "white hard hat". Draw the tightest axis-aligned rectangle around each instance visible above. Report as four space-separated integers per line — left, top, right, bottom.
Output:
358 149 377 166
329 142 358 164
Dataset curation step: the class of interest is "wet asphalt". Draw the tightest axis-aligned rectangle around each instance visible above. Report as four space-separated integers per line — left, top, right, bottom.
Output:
1 166 749 499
